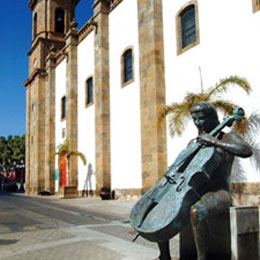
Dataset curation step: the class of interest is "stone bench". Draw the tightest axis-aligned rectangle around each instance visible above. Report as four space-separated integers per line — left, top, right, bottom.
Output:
63 186 78 198
180 206 259 260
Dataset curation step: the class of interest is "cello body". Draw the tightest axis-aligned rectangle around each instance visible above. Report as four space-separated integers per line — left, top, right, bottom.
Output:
130 145 222 242
130 108 245 243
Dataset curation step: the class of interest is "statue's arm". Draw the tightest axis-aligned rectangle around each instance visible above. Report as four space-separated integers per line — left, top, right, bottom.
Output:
198 132 252 158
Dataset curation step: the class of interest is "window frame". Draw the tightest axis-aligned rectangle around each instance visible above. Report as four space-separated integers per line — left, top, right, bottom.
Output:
85 76 94 107
121 47 134 87
176 1 200 55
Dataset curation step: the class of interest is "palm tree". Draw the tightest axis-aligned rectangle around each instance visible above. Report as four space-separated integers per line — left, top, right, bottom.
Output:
231 111 260 182
159 75 260 182
49 138 86 187
159 75 251 137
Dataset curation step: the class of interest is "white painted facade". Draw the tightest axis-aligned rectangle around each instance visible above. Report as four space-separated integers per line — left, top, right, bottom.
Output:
55 59 66 191
54 0 260 193
77 31 96 191
163 0 260 182
109 0 142 190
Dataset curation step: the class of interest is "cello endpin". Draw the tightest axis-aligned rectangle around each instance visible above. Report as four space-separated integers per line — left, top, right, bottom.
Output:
132 233 140 242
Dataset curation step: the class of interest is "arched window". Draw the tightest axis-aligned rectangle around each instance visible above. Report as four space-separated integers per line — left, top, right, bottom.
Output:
61 96 66 119
55 8 65 33
177 2 199 54
33 13 37 38
122 48 134 85
85 77 94 106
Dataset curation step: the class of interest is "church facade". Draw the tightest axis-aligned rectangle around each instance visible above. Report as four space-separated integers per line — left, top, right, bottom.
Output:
25 0 260 198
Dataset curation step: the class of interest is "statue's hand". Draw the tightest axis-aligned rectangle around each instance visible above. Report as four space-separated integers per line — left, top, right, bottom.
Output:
197 134 217 147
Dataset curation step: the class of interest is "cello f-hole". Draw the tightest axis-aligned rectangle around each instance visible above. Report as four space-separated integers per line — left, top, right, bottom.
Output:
176 176 185 192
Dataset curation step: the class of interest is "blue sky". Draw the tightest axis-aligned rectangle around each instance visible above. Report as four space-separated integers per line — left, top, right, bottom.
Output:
0 0 94 138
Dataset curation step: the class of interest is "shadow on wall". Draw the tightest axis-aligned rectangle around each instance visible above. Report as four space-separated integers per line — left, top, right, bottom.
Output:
82 163 94 197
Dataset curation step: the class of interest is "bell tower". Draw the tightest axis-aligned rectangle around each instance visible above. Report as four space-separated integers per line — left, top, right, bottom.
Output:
25 0 79 194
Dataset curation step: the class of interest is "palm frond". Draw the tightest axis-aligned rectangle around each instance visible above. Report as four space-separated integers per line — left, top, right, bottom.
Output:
231 157 247 182
68 150 87 165
165 102 191 137
211 100 239 116
184 92 210 107
206 76 251 99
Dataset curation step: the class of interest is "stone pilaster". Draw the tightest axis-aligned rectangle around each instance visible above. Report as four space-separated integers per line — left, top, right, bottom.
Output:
65 22 78 187
44 49 56 193
93 0 111 191
25 85 31 194
37 74 47 193
137 0 167 192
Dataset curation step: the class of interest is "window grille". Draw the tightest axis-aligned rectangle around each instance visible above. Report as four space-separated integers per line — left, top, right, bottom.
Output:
181 6 196 49
123 49 133 83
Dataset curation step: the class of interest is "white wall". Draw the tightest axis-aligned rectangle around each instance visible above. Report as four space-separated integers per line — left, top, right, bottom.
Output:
55 59 66 191
109 0 142 189
77 31 96 192
163 0 260 182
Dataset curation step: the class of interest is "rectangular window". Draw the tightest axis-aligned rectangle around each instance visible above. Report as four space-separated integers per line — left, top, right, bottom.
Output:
177 2 200 55
61 96 66 119
181 7 196 49
86 77 94 106
124 50 133 83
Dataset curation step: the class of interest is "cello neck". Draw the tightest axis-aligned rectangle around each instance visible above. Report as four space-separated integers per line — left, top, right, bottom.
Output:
209 108 245 137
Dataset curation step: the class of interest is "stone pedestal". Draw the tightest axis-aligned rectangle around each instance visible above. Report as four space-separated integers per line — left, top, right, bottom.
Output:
230 206 259 260
180 210 231 260
63 186 78 198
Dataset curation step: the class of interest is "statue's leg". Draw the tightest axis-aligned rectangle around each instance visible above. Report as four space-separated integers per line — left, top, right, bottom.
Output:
190 190 231 260
157 240 171 260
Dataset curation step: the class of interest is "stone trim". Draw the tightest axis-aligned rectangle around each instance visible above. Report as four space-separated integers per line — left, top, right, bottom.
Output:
78 22 95 44
24 69 47 87
231 182 260 206
109 0 124 12
176 0 200 55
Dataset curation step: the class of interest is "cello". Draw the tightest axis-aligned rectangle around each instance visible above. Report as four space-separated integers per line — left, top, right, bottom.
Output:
130 108 245 243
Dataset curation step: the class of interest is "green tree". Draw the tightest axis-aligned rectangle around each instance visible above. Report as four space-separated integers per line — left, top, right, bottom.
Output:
0 135 25 180
159 75 251 137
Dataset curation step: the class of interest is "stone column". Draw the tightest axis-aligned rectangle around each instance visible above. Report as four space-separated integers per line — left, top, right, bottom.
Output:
65 21 78 187
230 206 259 260
93 0 111 191
44 48 56 194
25 85 31 194
37 74 47 193
137 0 167 192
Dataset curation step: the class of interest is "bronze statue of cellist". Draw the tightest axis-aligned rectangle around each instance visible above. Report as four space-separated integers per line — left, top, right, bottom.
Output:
156 102 252 260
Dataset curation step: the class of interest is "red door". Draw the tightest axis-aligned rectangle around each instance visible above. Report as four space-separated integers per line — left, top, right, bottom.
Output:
61 156 67 186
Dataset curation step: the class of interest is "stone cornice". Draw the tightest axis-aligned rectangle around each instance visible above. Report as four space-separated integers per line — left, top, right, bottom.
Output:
78 21 95 44
24 68 47 87
109 0 123 12
28 0 37 10
27 37 65 56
